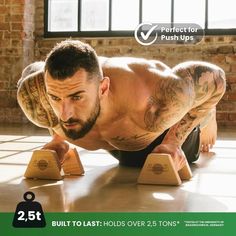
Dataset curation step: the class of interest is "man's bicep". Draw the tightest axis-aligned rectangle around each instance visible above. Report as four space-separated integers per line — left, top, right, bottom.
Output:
172 61 226 107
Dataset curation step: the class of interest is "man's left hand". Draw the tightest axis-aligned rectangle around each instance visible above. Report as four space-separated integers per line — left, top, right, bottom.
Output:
152 143 187 171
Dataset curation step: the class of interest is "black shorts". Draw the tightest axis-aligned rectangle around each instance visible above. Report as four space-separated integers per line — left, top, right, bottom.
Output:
108 126 200 167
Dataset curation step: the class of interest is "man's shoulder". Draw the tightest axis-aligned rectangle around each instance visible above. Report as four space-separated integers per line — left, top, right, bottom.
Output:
99 56 171 77
99 56 173 103
99 56 155 69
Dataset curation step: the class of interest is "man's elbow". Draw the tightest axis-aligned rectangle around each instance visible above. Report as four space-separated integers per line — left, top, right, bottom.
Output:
215 67 226 99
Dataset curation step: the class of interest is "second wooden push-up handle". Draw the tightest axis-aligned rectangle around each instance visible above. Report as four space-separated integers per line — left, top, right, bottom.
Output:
137 153 192 186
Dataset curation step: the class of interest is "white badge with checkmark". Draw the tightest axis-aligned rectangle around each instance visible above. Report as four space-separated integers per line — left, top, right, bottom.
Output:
134 22 158 46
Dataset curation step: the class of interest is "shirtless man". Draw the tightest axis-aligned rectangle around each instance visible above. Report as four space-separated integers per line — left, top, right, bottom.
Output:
17 40 226 171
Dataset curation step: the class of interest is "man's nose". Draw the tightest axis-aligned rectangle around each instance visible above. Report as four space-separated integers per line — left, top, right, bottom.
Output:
60 100 73 122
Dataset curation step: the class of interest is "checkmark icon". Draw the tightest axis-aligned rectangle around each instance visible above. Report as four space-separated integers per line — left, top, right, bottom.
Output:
140 24 158 41
134 23 158 46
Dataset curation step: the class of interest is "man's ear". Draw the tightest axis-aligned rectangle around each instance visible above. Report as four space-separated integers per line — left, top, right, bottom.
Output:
99 76 110 96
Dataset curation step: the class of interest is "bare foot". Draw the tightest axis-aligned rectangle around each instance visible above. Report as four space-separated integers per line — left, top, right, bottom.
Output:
200 109 217 152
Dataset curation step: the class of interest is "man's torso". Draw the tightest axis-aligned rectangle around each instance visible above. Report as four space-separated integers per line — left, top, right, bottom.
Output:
53 57 181 151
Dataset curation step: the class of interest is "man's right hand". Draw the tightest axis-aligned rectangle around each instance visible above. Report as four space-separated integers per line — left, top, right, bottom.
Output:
42 134 69 163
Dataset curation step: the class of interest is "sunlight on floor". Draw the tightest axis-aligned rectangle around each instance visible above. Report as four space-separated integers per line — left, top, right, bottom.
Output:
0 125 235 212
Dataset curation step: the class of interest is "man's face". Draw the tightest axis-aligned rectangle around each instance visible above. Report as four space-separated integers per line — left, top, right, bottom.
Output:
45 69 100 140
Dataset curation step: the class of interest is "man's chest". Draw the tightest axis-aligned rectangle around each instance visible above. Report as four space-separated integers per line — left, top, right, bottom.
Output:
54 117 159 151
103 118 159 151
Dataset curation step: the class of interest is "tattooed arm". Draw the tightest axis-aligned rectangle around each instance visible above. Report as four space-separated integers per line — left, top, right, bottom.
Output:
161 61 226 146
146 61 226 169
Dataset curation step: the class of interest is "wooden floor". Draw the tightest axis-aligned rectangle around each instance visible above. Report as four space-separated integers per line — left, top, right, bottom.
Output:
0 124 236 212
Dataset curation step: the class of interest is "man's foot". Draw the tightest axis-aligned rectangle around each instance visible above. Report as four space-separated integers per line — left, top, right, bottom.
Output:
200 109 217 152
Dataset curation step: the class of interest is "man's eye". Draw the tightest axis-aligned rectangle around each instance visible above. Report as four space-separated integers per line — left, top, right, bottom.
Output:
50 95 60 101
72 96 81 101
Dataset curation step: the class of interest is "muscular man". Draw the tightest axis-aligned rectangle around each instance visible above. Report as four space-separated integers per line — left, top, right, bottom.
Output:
17 40 226 171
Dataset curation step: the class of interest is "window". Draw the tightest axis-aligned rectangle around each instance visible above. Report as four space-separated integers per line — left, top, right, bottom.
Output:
44 0 236 37
80 0 109 31
48 0 78 31
208 0 236 29
142 0 171 24
174 0 205 27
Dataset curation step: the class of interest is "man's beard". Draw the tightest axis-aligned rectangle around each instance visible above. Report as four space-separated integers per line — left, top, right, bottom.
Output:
60 98 101 140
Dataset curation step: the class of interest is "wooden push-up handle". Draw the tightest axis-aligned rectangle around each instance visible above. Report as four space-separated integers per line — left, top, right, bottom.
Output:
62 148 84 176
24 148 84 180
137 153 192 186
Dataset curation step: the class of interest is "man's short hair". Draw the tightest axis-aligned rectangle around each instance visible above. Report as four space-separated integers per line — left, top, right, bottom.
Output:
45 40 102 81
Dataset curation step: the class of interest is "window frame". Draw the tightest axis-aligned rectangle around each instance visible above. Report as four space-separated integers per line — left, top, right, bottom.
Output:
44 0 236 38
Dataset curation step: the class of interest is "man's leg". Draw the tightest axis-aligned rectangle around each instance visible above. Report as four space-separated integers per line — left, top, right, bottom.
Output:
199 108 217 152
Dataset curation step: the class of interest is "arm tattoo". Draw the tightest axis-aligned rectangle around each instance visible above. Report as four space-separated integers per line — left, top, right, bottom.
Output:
175 112 197 141
162 62 226 145
17 72 58 128
175 64 226 106
144 75 192 132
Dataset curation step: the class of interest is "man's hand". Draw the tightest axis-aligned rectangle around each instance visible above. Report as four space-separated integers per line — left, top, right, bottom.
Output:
42 134 69 164
152 143 187 171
